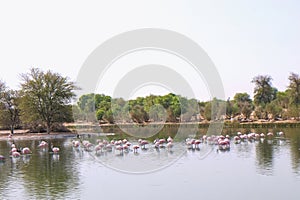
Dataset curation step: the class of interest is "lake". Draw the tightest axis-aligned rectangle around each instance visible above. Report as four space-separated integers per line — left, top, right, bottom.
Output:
0 126 300 200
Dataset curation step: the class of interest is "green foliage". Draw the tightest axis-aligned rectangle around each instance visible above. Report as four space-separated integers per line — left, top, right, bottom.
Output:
129 105 149 123
76 93 112 122
287 105 300 120
275 91 289 109
233 93 253 118
148 104 166 122
204 98 226 121
77 93 96 113
0 89 21 133
252 75 277 107
0 80 21 132
265 101 282 119
204 101 212 121
288 72 300 107
19 68 77 133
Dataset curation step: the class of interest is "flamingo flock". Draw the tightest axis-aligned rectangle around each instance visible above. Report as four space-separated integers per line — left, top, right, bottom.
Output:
0 140 61 162
0 131 286 162
9 143 32 158
70 136 176 156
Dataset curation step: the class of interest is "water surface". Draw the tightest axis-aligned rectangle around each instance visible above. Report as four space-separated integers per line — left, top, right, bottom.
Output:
0 127 300 200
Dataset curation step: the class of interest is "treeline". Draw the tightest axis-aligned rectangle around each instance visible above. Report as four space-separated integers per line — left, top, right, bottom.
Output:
1 68 300 134
74 73 300 124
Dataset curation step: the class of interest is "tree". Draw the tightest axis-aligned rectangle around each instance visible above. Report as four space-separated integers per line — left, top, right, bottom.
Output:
20 68 77 134
76 93 97 122
233 93 253 119
287 105 300 120
265 101 282 120
0 80 5 94
0 90 21 134
275 91 289 109
129 105 149 123
270 91 289 119
204 101 213 121
288 72 300 107
252 75 277 107
204 98 226 121
225 97 240 120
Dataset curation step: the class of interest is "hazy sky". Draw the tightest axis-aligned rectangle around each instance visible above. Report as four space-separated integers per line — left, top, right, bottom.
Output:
0 0 299 101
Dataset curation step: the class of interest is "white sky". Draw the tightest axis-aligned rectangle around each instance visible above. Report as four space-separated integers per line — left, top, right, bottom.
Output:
0 0 299 101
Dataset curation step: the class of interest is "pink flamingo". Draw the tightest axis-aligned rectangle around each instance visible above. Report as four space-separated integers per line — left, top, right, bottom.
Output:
278 131 284 136
185 138 193 149
0 155 5 161
123 144 129 152
38 141 48 148
159 138 166 144
105 144 113 152
72 140 80 148
115 140 122 146
218 138 230 151
115 145 124 154
167 136 173 143
194 139 201 149
154 141 160 149
52 145 60 154
102 140 108 145
10 147 18 153
132 145 139 153
166 142 173 151
21 147 31 155
82 140 93 151
95 143 104 154
233 136 241 144
202 135 207 142
139 140 149 149
12 151 20 157
267 132 274 138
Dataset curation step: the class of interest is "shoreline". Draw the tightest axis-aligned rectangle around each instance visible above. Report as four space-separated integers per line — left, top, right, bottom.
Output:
1 120 299 141
0 130 77 141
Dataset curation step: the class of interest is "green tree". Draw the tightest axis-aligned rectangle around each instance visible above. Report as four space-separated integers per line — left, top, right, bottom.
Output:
252 75 277 107
265 101 282 120
204 98 226 121
288 72 300 107
225 98 238 119
204 101 212 121
148 104 166 122
129 105 149 123
20 68 77 134
0 80 5 94
287 105 300 120
198 101 207 120
270 91 289 119
233 93 253 119
76 93 97 122
275 91 289 109
77 93 96 113
0 88 21 133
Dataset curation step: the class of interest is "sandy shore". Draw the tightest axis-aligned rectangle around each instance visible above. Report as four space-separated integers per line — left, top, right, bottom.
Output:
0 130 77 141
